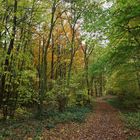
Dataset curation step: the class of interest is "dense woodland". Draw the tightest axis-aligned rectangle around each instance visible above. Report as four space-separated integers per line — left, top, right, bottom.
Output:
0 0 140 139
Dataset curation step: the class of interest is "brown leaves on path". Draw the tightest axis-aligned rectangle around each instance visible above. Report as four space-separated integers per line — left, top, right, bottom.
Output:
42 99 126 140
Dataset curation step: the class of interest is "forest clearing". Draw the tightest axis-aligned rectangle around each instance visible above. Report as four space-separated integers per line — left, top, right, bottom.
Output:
0 0 140 139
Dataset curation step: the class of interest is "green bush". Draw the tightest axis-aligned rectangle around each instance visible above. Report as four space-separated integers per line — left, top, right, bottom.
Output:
45 91 58 112
57 93 69 112
45 79 69 112
15 107 32 119
75 90 87 106
75 90 95 107
118 91 140 110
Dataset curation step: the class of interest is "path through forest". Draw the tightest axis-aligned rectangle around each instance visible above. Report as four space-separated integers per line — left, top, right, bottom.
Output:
42 97 126 140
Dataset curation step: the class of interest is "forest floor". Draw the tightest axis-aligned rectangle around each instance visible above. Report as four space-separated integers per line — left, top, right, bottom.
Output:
1 96 140 140
41 96 126 140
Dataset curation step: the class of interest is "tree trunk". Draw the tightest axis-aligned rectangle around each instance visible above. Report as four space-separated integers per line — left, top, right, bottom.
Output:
94 80 98 97
50 35 55 79
67 54 74 86
38 1 56 115
1 0 17 120
99 74 103 97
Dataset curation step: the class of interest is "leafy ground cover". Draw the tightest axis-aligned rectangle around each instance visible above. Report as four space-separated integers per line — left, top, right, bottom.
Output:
0 106 92 140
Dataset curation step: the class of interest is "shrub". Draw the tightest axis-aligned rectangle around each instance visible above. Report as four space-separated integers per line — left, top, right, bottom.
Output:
75 90 95 107
45 79 69 112
57 93 69 112
118 91 140 110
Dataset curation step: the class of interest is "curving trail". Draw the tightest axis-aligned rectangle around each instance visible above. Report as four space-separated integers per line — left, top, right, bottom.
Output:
42 98 126 140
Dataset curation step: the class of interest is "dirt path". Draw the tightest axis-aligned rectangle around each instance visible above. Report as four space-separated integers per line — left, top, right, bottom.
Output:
42 99 126 140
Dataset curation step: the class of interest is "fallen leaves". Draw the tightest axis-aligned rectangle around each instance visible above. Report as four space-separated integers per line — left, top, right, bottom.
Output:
42 100 127 140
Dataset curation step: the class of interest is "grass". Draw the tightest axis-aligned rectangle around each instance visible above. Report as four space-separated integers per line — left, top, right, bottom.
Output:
0 106 92 139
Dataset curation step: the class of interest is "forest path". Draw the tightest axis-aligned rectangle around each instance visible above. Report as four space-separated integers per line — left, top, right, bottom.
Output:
42 96 126 140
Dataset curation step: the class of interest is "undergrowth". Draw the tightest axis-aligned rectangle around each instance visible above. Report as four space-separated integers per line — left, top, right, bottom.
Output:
46 106 92 126
0 106 92 139
106 97 140 140
122 112 140 130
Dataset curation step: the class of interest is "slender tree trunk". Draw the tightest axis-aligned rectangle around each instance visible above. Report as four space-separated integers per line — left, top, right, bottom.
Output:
99 74 103 97
50 35 54 79
89 76 94 96
67 25 76 86
67 53 74 86
38 1 56 115
94 80 98 97
84 56 90 95
133 57 140 91
1 0 17 120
